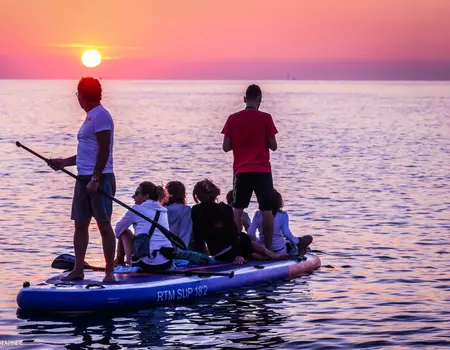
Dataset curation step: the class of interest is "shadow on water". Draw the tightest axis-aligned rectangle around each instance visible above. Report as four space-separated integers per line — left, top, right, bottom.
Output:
15 279 307 349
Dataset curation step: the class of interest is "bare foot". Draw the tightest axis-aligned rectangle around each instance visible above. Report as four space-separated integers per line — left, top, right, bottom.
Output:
103 272 116 283
61 270 84 281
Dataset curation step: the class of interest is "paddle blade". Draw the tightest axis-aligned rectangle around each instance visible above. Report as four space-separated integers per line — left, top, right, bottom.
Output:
51 259 75 271
51 253 97 271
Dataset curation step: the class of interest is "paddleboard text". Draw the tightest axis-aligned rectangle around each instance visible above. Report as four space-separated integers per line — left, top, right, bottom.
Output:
157 285 208 302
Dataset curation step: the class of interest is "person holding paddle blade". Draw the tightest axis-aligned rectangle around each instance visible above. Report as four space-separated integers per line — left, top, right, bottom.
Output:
48 77 116 283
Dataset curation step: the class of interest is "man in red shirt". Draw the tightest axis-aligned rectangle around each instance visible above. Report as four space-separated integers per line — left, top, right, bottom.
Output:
221 84 278 251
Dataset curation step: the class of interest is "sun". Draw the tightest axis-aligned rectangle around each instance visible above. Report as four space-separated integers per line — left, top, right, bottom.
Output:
81 49 102 68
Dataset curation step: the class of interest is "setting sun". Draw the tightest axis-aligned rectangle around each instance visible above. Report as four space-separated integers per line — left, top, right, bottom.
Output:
81 50 102 68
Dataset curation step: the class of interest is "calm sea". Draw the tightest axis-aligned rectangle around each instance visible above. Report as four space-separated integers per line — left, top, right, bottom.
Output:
0 80 449 349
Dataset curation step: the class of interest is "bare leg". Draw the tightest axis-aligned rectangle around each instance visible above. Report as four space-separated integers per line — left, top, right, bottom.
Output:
251 241 288 260
98 222 116 282
114 237 125 266
261 210 274 251
62 220 90 281
120 229 133 265
233 208 244 233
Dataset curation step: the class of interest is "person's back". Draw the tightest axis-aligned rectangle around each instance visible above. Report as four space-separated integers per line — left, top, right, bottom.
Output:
222 84 278 250
248 189 313 255
192 201 239 260
167 203 192 249
248 210 293 253
224 109 275 175
191 179 249 264
192 179 288 263
165 181 193 250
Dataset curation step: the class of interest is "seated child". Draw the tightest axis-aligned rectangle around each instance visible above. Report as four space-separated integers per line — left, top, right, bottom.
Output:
114 181 173 271
191 179 288 264
248 189 313 256
165 181 193 250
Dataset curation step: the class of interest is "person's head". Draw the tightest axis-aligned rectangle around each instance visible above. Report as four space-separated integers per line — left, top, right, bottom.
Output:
165 181 187 205
244 84 262 109
270 189 284 216
226 190 234 206
77 77 102 111
193 179 221 204
132 181 168 205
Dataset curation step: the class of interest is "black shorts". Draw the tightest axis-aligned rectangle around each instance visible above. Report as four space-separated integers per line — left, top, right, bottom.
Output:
233 172 274 211
215 232 254 262
71 173 116 223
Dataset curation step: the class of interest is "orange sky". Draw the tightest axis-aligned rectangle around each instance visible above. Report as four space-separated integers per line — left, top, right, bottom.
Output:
0 0 449 79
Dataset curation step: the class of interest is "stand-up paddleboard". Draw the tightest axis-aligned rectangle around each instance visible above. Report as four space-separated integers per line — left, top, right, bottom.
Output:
17 254 320 314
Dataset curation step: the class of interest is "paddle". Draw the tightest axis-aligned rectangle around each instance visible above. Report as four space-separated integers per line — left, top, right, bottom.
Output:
52 254 235 278
16 141 187 250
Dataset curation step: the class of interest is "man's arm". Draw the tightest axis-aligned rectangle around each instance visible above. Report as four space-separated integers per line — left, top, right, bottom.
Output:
93 130 111 178
64 155 77 166
48 155 76 170
266 114 278 151
267 136 277 151
222 136 232 152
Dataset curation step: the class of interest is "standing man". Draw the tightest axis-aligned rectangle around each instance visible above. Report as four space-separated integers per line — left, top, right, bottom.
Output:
50 77 116 282
221 84 278 251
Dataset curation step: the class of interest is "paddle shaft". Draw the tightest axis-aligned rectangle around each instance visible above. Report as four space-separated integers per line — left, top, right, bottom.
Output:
53 255 234 278
92 265 233 278
16 141 186 250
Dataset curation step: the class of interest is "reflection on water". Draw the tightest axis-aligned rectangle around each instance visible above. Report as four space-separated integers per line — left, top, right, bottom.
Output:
1 80 449 348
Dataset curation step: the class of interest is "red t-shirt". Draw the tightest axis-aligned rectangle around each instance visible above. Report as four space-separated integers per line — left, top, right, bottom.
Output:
221 109 278 175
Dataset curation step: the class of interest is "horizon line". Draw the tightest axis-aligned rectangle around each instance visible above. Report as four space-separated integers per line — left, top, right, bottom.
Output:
1 78 449 82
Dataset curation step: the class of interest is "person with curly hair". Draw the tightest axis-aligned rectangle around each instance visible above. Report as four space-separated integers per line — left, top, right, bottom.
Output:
191 179 287 264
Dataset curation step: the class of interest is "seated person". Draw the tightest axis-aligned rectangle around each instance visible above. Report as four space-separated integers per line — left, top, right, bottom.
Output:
191 179 287 264
226 190 251 232
114 181 173 271
165 181 193 250
248 189 313 256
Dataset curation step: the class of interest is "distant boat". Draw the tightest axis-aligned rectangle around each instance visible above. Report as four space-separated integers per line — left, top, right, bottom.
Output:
287 74 296 80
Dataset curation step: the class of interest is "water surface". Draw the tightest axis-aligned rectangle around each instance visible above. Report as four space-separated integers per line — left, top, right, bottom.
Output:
0 80 449 349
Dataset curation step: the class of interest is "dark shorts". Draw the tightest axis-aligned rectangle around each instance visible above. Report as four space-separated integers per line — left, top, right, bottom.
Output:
233 172 274 211
71 173 116 223
216 232 254 262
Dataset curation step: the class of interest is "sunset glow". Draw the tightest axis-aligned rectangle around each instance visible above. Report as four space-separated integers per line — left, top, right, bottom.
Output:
0 0 449 79
81 50 102 68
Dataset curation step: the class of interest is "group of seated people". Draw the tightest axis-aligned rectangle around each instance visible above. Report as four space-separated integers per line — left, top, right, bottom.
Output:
113 179 313 272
